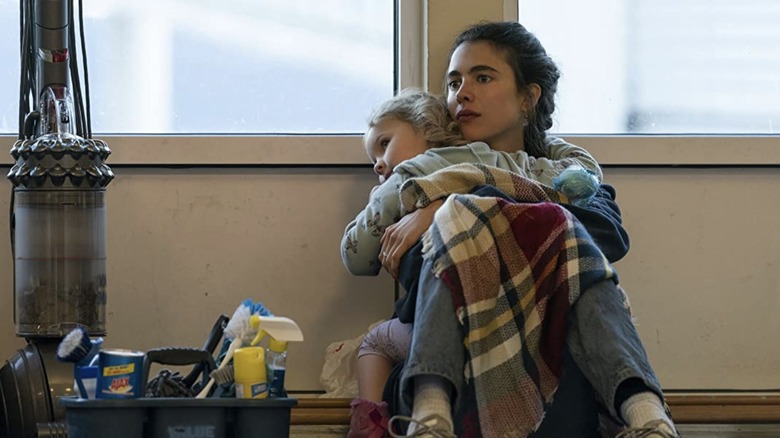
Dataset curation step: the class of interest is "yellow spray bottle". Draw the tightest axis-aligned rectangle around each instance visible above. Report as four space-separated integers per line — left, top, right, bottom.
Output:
249 314 266 347
233 346 267 399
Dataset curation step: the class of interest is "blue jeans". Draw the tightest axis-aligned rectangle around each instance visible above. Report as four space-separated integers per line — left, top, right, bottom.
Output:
398 257 663 435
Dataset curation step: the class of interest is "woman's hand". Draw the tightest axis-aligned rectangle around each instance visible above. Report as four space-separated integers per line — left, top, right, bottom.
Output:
379 199 444 278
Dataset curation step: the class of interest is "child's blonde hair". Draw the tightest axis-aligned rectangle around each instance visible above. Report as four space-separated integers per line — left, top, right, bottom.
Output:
366 89 467 148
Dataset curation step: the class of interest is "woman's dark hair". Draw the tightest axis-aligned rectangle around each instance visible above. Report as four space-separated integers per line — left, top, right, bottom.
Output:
448 21 560 158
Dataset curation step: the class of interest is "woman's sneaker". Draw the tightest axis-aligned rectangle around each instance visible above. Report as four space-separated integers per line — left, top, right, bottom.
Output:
387 414 456 438
616 419 680 438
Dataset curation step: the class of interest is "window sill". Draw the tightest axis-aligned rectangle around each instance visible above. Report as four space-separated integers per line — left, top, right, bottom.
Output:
1 134 777 167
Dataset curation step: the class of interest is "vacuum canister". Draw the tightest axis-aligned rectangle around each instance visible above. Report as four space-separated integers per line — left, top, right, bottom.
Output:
13 189 107 336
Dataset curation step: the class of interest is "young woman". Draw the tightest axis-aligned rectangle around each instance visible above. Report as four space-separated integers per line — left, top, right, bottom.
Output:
379 22 679 438
343 88 604 438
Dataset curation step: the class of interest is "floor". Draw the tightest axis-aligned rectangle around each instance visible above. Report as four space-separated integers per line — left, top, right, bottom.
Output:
290 425 349 437
290 424 780 437
676 424 780 437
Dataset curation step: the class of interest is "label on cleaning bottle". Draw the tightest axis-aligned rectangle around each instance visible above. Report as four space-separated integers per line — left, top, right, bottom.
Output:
96 349 145 399
250 381 268 398
236 381 268 399
268 368 286 398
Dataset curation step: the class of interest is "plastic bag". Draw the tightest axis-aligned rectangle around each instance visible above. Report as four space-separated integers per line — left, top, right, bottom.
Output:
319 321 383 398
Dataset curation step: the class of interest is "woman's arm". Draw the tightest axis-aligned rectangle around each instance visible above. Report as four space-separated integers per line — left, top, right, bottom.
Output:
341 173 407 276
462 182 630 263
394 162 630 265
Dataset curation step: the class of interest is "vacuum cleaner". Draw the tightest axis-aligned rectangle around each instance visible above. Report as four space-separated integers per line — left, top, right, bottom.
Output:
0 0 113 435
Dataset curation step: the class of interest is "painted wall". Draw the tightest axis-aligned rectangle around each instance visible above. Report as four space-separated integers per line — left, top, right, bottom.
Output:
0 165 778 391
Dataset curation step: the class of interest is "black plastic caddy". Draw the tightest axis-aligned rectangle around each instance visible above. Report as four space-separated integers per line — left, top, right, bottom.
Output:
60 397 297 438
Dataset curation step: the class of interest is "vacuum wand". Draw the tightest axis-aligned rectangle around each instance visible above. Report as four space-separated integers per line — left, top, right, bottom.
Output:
34 0 70 110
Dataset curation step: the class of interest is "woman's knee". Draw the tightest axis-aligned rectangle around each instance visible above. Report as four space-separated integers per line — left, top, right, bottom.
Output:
576 280 630 319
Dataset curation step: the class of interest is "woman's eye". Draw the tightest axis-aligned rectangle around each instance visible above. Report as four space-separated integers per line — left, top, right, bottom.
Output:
477 75 491 83
447 80 460 90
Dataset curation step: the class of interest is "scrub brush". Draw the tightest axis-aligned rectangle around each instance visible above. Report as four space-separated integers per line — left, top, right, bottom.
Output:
56 327 92 363
57 327 93 398
196 301 255 398
209 363 235 386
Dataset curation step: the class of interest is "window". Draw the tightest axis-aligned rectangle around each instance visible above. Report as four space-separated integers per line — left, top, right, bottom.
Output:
519 0 780 134
0 0 395 135
0 0 18 134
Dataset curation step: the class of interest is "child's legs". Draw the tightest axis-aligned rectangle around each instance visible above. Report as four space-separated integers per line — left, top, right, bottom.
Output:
357 355 393 402
358 318 413 402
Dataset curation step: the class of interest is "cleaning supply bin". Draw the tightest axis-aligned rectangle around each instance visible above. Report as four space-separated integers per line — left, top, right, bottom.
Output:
60 396 297 438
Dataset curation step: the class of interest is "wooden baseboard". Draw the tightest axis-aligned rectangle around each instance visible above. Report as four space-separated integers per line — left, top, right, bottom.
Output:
665 394 780 424
291 398 351 426
291 395 780 425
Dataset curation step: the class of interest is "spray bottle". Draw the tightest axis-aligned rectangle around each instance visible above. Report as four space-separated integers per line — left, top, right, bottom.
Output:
265 338 288 398
247 313 302 398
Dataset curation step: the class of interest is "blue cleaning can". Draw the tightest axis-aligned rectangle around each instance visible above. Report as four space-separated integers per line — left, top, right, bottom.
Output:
96 349 145 399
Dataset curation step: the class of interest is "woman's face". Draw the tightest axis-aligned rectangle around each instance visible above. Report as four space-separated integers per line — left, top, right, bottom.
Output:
364 118 429 183
446 41 529 153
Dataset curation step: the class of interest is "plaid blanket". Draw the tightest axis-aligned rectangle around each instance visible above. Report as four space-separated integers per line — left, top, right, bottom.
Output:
400 163 616 438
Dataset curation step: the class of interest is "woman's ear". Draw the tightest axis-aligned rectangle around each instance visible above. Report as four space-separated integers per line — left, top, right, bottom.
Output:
527 83 542 107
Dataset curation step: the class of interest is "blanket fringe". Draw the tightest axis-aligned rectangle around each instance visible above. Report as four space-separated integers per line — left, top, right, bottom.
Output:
420 228 447 277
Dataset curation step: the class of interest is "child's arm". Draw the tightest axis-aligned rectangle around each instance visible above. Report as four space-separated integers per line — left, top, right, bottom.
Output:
525 137 603 186
341 173 406 276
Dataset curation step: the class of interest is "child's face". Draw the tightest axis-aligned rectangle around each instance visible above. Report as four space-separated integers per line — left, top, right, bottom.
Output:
364 118 429 183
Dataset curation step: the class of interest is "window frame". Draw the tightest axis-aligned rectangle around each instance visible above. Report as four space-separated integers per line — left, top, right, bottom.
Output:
1 0 777 167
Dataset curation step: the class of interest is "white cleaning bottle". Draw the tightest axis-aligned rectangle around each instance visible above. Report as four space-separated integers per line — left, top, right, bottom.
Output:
265 339 287 398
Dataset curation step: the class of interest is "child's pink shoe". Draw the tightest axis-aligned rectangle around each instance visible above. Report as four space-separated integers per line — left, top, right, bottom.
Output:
347 398 390 438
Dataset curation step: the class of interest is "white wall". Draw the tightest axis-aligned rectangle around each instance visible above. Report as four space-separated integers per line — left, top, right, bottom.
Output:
1 164 778 391
606 167 780 389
